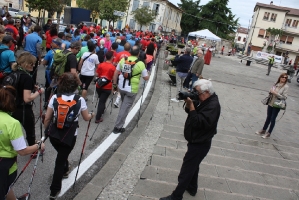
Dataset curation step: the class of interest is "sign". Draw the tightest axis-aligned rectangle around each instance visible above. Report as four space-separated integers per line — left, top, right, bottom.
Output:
256 51 282 64
113 10 126 17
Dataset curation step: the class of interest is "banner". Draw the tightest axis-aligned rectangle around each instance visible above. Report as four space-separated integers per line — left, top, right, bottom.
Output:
256 51 282 64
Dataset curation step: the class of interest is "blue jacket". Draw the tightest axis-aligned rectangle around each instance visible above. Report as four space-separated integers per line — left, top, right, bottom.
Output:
174 54 193 73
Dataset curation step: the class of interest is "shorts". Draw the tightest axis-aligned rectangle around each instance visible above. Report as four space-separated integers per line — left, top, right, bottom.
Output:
80 75 94 90
0 170 17 199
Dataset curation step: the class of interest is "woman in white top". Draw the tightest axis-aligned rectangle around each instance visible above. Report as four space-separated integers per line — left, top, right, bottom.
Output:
78 40 100 100
44 72 94 199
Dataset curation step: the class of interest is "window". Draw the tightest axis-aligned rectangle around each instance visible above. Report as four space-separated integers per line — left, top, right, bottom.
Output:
237 36 241 41
258 29 265 38
243 37 246 42
270 13 277 22
263 12 270 20
129 19 135 30
142 1 149 8
152 3 159 15
292 20 299 28
280 35 287 43
285 19 292 27
286 36 294 44
132 0 139 12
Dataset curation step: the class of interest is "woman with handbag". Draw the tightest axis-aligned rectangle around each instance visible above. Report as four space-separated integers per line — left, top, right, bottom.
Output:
256 73 289 139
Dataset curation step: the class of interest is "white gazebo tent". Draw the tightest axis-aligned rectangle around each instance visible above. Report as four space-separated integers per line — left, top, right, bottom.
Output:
188 29 221 41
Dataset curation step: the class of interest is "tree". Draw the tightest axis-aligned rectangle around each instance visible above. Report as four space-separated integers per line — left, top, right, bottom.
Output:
198 0 239 40
178 0 201 36
131 6 156 30
264 27 282 53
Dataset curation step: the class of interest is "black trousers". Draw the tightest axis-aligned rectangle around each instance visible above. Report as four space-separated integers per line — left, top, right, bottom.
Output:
50 136 76 193
171 141 211 200
95 88 111 120
30 58 39 85
12 106 36 146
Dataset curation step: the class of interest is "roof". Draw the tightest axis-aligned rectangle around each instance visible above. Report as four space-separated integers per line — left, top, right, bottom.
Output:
162 0 183 12
254 2 299 16
237 27 248 34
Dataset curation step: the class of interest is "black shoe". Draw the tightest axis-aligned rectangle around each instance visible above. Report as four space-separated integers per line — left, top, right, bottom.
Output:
63 165 71 178
159 195 172 200
113 127 125 133
266 74 269 76
186 188 197 196
49 190 60 200
17 193 29 200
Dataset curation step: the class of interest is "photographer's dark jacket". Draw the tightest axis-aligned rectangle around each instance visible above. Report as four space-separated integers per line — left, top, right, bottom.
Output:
184 93 221 143
174 54 193 73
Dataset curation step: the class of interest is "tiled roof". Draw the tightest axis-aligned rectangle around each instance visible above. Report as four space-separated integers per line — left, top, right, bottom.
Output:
255 2 299 16
237 27 248 34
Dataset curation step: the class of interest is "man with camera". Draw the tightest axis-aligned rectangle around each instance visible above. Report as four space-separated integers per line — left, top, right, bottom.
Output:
160 79 221 200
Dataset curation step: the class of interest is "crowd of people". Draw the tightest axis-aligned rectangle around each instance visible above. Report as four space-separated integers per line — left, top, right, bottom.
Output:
0 14 167 199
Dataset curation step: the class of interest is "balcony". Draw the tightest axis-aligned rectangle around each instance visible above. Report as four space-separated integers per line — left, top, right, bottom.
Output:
283 24 299 35
275 42 298 53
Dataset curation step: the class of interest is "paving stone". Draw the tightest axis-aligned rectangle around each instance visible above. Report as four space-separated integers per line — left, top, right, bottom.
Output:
233 143 282 158
160 130 185 141
153 145 166 156
213 134 241 143
273 144 299 155
176 140 187 150
204 189 258 200
211 140 236 150
163 124 184 134
260 173 299 191
205 154 247 170
156 137 177 149
237 138 263 148
128 194 155 200
227 179 298 200
279 151 299 162
73 183 102 200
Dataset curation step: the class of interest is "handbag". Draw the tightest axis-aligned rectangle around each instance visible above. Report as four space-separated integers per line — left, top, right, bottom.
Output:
273 99 286 110
261 94 272 105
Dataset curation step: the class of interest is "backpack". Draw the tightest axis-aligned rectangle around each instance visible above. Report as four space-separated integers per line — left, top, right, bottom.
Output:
97 46 105 63
46 94 81 146
53 94 81 129
2 70 27 105
46 49 61 85
50 51 72 80
120 57 141 88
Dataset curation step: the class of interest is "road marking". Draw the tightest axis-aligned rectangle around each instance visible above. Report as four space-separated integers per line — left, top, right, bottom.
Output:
59 64 157 196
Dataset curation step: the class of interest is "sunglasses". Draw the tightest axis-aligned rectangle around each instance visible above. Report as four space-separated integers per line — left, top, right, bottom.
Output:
281 76 287 79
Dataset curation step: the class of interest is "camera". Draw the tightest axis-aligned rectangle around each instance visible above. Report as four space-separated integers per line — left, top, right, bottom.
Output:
177 91 199 101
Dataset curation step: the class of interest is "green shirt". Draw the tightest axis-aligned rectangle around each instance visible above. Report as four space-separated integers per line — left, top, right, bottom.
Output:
76 46 89 60
0 112 25 174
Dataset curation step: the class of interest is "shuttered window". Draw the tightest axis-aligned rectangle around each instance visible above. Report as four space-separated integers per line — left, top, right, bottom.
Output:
270 13 277 22
132 0 139 11
286 36 294 44
280 35 287 43
258 29 265 38
286 19 292 26
292 20 299 28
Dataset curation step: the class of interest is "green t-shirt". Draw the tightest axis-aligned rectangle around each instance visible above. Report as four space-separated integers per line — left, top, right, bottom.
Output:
118 56 146 93
0 112 26 174
76 46 89 60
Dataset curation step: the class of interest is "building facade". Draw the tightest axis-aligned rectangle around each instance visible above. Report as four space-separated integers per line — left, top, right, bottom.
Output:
234 27 248 48
118 0 182 34
246 2 299 65
0 0 21 9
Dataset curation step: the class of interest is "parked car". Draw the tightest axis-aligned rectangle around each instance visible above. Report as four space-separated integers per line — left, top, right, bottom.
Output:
8 7 19 17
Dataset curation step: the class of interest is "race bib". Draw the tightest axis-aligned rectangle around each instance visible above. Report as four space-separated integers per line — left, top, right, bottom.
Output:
122 64 132 73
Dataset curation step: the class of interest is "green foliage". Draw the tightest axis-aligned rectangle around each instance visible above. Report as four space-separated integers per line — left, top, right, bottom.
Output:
26 0 70 15
99 0 129 24
266 27 282 36
178 0 201 36
77 0 100 13
131 6 156 30
197 0 239 40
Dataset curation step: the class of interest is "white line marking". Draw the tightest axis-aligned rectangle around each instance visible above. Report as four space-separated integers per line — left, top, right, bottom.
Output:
59 64 157 196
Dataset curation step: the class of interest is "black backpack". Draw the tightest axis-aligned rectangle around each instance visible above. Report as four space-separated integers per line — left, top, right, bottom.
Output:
97 46 105 63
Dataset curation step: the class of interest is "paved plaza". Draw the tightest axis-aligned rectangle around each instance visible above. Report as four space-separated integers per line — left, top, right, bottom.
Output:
74 50 299 200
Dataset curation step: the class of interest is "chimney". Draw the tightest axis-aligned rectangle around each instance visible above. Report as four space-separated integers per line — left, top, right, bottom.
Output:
270 1 273 5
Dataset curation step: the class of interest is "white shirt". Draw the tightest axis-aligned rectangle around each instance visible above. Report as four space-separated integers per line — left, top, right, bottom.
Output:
48 94 87 136
81 52 99 76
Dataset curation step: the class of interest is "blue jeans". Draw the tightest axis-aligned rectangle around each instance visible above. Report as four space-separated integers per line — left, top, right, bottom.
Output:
189 73 198 90
262 105 280 134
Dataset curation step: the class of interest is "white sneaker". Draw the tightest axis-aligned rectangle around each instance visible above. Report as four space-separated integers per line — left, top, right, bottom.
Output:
171 98 179 103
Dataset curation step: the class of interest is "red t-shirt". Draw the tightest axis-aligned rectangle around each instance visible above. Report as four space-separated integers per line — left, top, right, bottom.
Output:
5 25 19 51
46 31 57 49
96 62 116 90
115 51 131 64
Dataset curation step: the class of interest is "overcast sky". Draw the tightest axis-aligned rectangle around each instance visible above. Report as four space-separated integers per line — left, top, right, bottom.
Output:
168 0 299 28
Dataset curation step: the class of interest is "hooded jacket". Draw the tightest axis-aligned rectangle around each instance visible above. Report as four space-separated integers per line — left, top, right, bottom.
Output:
184 93 221 143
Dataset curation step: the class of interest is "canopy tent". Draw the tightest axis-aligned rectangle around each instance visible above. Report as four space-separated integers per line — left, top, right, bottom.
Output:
188 29 221 41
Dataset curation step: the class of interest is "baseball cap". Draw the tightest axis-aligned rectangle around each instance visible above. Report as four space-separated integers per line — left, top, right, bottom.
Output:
52 38 63 46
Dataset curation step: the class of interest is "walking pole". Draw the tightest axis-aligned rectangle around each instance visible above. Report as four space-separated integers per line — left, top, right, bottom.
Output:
92 85 96 104
39 91 43 139
73 115 92 188
18 137 45 200
89 93 115 141
137 81 146 127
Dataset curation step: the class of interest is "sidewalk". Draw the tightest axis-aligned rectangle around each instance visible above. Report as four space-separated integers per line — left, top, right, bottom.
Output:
74 50 299 200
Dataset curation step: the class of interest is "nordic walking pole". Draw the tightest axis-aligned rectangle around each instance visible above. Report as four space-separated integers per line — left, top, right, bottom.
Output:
89 92 115 141
24 137 45 200
137 81 146 127
92 84 96 104
39 91 43 139
73 115 92 189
